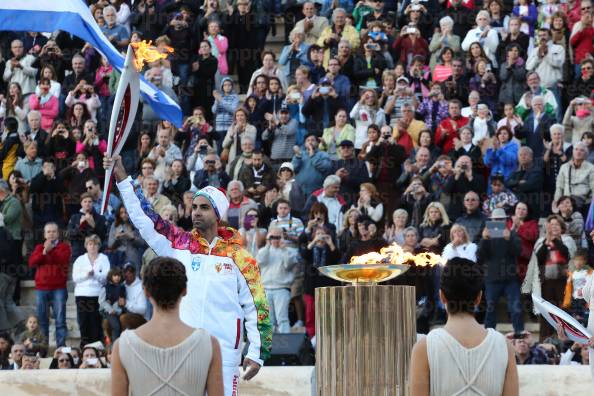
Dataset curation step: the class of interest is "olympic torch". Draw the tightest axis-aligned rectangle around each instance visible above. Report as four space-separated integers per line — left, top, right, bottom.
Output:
101 41 172 215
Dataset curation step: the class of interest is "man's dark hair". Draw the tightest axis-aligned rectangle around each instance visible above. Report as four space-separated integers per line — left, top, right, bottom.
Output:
4 117 18 133
276 198 290 207
440 257 484 314
142 257 187 310
252 149 263 156
88 177 100 187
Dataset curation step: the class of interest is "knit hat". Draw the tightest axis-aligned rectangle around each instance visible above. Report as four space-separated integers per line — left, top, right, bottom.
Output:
194 186 230 221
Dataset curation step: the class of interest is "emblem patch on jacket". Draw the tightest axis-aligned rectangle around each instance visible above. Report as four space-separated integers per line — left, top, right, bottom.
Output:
191 257 201 271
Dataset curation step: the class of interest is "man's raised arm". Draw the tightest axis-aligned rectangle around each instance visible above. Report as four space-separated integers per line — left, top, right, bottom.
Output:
103 155 185 258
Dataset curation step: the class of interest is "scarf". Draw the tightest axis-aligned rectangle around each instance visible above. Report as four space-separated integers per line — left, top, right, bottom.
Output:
39 92 52 106
207 35 220 58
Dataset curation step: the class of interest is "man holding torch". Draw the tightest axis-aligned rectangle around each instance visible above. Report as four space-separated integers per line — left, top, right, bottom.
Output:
102 41 270 395
104 153 271 395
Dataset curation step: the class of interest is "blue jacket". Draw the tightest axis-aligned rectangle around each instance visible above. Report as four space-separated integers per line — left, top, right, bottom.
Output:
212 78 239 132
279 43 310 81
483 141 519 180
292 150 333 196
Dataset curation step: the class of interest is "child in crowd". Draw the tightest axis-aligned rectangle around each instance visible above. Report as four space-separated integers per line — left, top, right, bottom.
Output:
99 267 127 342
17 314 48 357
563 249 592 325
256 226 299 333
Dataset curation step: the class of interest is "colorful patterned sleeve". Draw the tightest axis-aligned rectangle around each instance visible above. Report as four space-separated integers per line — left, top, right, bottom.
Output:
232 246 272 365
117 176 193 256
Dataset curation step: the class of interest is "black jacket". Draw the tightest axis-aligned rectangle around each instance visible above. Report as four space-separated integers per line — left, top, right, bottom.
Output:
353 53 387 88
478 231 522 281
67 209 108 259
515 112 554 159
455 210 487 244
331 157 370 205
301 95 342 136
506 164 544 215
193 169 231 190
443 173 486 219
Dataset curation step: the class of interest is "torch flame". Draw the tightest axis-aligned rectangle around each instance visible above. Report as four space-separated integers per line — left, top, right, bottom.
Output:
130 41 174 71
348 242 444 267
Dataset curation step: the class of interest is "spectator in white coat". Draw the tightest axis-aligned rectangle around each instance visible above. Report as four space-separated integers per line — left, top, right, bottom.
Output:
72 234 110 348
442 224 478 262
461 11 500 67
119 263 147 331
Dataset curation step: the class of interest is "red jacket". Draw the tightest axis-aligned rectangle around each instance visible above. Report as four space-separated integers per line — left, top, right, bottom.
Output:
28 241 72 290
570 27 594 64
435 116 469 154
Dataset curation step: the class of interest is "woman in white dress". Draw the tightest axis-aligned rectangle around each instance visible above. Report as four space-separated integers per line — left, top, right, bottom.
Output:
410 257 519 396
111 257 223 396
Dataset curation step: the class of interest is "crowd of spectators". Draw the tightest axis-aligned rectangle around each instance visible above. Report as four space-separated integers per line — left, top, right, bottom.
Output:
0 0 594 370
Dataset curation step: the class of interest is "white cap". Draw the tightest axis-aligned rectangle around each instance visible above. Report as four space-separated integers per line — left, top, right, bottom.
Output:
194 186 230 221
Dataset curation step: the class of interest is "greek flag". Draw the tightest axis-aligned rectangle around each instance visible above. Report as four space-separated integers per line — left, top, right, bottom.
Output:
0 0 183 127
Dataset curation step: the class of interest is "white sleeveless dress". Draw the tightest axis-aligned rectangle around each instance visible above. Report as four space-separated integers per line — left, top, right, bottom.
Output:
426 328 508 396
119 328 212 396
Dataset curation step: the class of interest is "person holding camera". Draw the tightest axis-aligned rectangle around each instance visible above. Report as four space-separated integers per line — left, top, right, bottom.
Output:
64 79 101 123
28 222 71 348
354 37 387 89
29 78 59 131
563 97 594 145
256 226 299 334
3 39 37 96
391 26 429 69
478 208 524 334
445 156 486 221
300 224 341 339
101 6 130 51
301 79 342 136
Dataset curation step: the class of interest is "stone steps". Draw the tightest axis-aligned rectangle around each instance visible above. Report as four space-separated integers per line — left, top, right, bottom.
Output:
19 280 81 348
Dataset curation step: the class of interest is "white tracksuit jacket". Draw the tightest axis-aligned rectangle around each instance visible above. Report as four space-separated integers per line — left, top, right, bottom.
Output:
117 177 272 370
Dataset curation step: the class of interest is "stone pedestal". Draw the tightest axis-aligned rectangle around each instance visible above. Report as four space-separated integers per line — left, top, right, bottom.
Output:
316 285 416 396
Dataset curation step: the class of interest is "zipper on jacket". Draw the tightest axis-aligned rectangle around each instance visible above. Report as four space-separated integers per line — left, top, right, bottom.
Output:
234 318 241 349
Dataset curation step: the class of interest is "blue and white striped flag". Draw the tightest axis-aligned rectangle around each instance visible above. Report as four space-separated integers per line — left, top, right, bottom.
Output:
0 0 183 127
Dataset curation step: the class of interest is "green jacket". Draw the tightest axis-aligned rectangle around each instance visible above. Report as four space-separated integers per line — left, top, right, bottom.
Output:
0 194 22 240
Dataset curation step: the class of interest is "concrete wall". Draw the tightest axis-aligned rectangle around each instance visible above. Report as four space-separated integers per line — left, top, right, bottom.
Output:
0 366 591 395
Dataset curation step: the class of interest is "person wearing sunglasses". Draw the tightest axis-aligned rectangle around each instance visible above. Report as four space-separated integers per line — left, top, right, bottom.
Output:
192 152 231 190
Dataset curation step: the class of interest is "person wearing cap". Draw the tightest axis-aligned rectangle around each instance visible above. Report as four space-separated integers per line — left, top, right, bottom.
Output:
261 107 298 170
384 75 416 124
103 154 271 395
478 208 524 333
277 162 296 202
331 139 370 206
